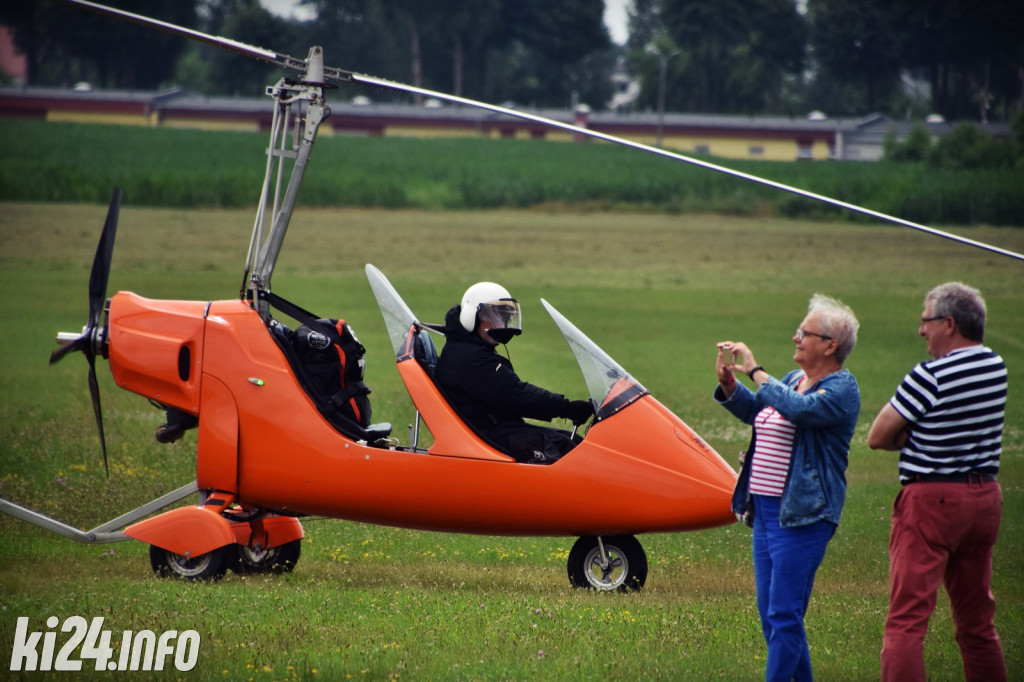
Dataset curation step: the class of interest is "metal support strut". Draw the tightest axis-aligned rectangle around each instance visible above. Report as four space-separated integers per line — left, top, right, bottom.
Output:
0 481 199 544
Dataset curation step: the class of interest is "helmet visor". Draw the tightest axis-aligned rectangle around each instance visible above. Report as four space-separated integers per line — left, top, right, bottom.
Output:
478 299 522 335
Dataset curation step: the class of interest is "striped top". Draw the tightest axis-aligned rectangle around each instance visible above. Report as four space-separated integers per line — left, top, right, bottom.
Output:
891 345 1006 482
749 405 796 496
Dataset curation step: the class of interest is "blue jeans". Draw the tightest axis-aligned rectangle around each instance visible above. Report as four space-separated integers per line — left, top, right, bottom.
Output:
752 495 836 682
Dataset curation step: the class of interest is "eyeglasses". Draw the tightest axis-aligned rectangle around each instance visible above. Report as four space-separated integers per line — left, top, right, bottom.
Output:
920 315 947 324
796 328 832 341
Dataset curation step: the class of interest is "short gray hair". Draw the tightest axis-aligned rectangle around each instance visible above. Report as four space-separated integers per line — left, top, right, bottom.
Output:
809 293 859 364
926 282 986 342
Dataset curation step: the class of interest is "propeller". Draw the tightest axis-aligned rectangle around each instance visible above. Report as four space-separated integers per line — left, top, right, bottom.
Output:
50 187 122 476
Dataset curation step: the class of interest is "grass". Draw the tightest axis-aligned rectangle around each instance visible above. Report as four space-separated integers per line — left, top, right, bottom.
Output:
1 203 1023 680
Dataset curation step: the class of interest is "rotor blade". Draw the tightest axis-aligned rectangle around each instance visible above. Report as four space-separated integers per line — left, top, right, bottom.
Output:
352 74 1024 263
62 1 1024 263
86 355 109 477
88 187 121 329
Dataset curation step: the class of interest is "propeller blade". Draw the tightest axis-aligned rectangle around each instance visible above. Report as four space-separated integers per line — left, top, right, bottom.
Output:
49 187 120 475
88 187 121 330
87 355 109 477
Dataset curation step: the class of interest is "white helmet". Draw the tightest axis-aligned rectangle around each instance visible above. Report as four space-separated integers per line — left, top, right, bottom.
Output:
459 282 522 338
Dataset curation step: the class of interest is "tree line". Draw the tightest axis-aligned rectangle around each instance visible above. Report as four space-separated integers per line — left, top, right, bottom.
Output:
2 0 1022 123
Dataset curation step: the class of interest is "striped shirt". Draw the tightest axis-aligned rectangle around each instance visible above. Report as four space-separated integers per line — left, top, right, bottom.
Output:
749 405 796 496
891 345 1006 482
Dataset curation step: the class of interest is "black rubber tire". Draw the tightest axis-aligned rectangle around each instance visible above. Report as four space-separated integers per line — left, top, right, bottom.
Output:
567 535 647 592
149 544 233 581
234 539 302 575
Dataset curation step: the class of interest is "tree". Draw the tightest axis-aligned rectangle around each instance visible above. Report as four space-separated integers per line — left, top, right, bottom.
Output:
658 0 806 114
621 0 668 112
900 0 1024 122
0 2 46 84
304 0 609 108
883 124 931 162
807 0 1024 121
304 0 407 84
496 0 612 107
432 0 508 98
201 0 300 96
2 0 196 88
926 121 1017 169
806 0 907 115
304 0 506 102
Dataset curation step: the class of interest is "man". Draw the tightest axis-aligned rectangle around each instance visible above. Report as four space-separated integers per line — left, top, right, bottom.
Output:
868 282 1006 682
435 281 593 464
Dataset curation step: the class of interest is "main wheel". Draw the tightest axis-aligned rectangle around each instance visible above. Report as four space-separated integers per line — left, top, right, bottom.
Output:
149 544 233 581
234 539 302 575
567 535 647 592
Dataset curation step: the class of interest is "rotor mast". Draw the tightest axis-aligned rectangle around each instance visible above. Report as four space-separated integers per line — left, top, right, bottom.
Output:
244 47 330 314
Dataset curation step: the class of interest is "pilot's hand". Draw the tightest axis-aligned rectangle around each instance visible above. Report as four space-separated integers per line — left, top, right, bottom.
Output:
563 400 595 425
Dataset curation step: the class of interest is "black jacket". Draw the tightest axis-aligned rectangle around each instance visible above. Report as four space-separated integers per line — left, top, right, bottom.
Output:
435 305 572 436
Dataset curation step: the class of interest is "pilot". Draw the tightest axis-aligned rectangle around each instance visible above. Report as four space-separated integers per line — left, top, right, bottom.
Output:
435 282 594 464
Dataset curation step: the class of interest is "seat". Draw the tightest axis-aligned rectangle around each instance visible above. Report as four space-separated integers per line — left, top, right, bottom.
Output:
401 325 514 462
267 320 392 444
413 325 440 379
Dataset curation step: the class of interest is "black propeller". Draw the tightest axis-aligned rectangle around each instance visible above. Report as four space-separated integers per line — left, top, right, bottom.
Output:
50 187 122 476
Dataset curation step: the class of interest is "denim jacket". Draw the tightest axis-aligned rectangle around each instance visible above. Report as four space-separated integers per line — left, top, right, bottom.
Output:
714 369 860 528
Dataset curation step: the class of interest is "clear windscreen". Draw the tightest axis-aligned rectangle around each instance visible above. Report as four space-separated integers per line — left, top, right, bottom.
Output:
541 299 648 420
365 264 419 357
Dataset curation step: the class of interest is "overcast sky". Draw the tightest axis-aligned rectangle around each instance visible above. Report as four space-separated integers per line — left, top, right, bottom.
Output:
259 0 632 45
604 0 630 44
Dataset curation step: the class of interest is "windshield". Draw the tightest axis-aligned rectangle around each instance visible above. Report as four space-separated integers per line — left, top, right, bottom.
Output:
365 264 424 358
541 299 648 421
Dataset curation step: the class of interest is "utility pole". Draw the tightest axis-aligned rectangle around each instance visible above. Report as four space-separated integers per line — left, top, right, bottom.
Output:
649 36 680 147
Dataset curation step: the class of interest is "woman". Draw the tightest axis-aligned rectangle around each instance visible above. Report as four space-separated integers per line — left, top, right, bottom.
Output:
714 294 860 682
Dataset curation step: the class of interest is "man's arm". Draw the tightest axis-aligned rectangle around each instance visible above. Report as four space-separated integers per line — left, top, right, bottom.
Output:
867 402 910 451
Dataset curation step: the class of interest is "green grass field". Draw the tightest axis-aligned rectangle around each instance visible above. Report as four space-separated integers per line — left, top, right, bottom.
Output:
1 203 1022 680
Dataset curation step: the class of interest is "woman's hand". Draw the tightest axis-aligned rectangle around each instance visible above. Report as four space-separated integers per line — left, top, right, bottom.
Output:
716 342 737 397
719 341 759 378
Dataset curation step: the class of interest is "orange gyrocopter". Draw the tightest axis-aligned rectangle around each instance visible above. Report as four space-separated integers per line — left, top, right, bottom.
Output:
6 1 1018 591
0 0 746 591
1 185 740 591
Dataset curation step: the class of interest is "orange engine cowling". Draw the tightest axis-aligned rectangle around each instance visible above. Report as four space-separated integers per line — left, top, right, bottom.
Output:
107 292 209 415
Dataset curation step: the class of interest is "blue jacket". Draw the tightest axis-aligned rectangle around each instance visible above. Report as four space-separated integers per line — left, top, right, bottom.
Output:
714 369 860 527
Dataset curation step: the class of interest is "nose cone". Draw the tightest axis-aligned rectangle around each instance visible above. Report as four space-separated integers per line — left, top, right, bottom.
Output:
565 395 738 533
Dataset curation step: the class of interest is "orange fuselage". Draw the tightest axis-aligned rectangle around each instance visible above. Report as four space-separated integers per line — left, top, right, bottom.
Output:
108 292 738 538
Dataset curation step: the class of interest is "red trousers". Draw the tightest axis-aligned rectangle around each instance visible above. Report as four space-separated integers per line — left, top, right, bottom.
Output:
881 480 1005 682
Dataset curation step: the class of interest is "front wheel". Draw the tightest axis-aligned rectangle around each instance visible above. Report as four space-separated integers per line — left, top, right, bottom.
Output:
150 544 233 581
567 535 647 592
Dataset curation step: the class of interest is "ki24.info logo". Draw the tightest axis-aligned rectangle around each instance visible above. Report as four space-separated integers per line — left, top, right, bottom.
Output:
10 616 199 672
